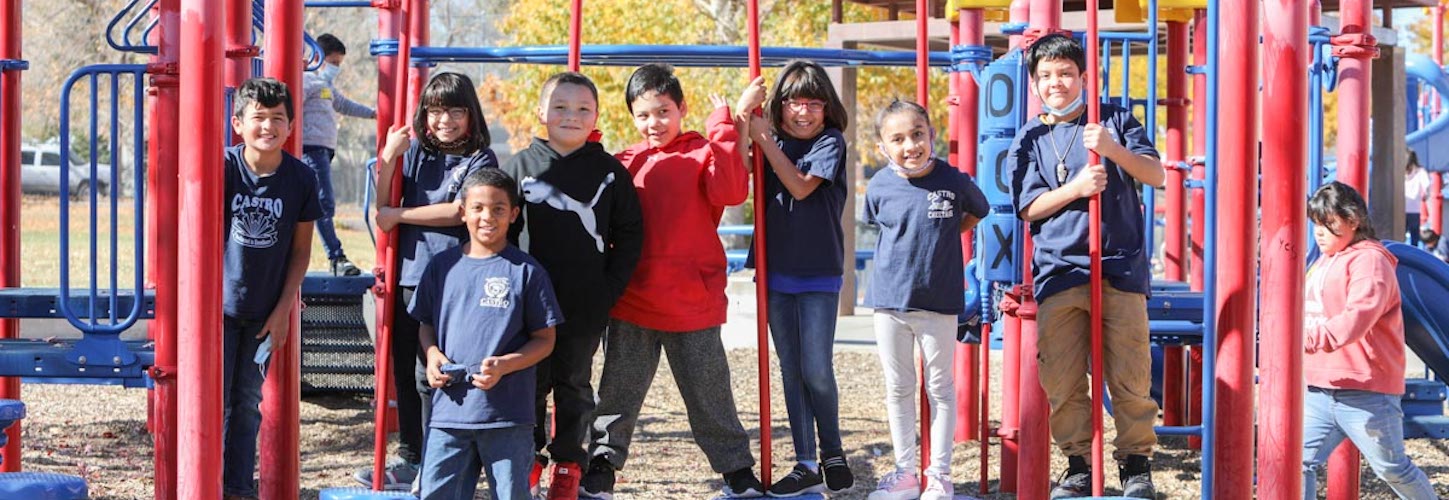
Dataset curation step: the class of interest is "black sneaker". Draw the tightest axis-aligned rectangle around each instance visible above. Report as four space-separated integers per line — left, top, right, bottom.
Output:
767 464 824 497
579 457 615 500
722 467 765 498
1118 454 1156 498
820 452 854 492
1050 455 1092 499
331 257 361 276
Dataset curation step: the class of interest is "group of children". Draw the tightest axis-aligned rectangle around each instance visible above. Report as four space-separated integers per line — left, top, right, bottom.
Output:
214 31 1437 500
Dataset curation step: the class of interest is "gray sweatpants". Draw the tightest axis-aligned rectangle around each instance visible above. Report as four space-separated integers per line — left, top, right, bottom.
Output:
588 319 756 474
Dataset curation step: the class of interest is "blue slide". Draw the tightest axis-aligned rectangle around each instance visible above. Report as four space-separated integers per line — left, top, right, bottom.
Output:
1406 55 1449 173
1386 241 1449 379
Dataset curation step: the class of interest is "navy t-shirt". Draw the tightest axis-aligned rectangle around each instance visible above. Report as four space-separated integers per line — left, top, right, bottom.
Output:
864 159 990 314
746 128 847 279
1009 104 1158 302
223 145 322 320
398 141 499 287
408 245 564 429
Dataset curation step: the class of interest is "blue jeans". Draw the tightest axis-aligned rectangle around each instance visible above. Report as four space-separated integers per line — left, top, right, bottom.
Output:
222 316 269 497
301 145 346 260
421 424 534 500
1303 387 1436 500
767 291 843 461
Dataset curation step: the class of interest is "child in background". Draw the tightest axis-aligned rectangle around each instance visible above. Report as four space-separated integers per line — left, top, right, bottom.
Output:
412 168 563 499
744 59 855 497
223 77 321 500
1302 182 1437 500
862 100 989 500
1418 227 1449 262
300 33 376 276
502 71 644 500
582 64 766 499
361 72 500 492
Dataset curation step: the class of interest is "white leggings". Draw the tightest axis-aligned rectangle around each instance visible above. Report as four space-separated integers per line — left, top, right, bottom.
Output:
873 309 957 476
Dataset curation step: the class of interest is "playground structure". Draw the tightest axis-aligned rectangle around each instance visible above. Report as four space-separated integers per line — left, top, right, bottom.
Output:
0 0 1444 499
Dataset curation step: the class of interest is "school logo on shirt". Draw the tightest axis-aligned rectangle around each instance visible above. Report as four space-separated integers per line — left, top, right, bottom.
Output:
479 277 511 309
926 190 956 219
230 194 284 248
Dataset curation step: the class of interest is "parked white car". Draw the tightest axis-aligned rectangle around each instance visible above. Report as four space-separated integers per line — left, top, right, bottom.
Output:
20 142 112 197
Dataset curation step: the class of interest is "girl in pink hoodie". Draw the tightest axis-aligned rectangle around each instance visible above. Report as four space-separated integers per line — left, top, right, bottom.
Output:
1301 182 1437 500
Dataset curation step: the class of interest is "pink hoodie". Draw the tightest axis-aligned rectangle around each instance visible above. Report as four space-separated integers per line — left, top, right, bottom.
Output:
1303 239 1405 395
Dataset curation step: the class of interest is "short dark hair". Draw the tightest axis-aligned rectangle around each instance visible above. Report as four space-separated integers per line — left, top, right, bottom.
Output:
767 59 848 133
413 72 491 153
540 71 599 109
459 167 519 207
1027 33 1086 76
625 63 685 113
1422 227 1441 245
232 77 293 120
1308 181 1377 243
316 34 345 56
874 99 931 137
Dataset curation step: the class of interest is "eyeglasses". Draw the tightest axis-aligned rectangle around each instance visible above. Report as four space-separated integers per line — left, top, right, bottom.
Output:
784 100 826 113
426 107 468 120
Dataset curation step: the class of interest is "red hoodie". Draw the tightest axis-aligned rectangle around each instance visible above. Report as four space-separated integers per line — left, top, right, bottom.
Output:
610 106 748 332
1303 239 1406 395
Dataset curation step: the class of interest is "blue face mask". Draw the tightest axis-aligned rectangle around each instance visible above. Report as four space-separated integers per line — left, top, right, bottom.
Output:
318 63 341 82
1041 92 1084 117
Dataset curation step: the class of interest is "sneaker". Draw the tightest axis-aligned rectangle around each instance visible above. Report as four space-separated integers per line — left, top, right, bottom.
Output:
722 467 765 498
821 452 854 492
548 461 582 500
920 470 953 500
1118 454 1156 499
1050 455 1092 499
767 463 824 497
866 469 920 500
352 459 419 491
331 257 362 276
579 457 615 500
530 454 548 498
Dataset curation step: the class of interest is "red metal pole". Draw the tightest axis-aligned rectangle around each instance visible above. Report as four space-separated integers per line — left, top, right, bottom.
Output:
406 0 429 122
1162 20 1189 429
260 1 304 497
0 0 21 473
1258 2 1309 498
914 0 933 482
568 0 582 72
1433 6 1444 235
148 0 181 496
1082 0 1105 494
1215 0 1261 498
999 2 1030 490
1017 2 1055 498
371 0 410 490
224 0 252 88
953 6 984 444
178 0 226 495
1187 9 1208 450
747 0 770 487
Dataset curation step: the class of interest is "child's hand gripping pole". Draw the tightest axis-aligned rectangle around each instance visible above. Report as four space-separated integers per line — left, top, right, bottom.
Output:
1085 0 1106 495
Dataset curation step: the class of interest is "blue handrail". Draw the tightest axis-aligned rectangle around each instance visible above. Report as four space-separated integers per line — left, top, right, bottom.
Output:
406 44 954 68
57 64 148 335
104 0 160 54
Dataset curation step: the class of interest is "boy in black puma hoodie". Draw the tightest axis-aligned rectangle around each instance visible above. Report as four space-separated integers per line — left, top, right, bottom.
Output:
502 71 644 500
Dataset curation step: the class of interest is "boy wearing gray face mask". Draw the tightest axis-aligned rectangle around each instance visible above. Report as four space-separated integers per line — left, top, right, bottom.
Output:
301 33 377 277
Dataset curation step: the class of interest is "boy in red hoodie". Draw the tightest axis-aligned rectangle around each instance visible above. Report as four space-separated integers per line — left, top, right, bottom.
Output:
580 64 766 499
1302 181 1436 500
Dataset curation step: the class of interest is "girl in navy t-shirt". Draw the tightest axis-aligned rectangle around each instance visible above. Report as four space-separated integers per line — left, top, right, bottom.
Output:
862 100 988 500
744 59 853 496
362 72 499 491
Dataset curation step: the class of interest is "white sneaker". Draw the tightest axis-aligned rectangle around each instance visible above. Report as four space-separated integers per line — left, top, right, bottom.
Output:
920 470 953 500
866 469 921 500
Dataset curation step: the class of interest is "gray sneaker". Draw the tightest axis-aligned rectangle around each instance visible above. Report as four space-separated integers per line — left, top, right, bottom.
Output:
352 459 419 491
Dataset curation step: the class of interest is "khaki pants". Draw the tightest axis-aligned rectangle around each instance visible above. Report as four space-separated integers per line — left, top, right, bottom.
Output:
1036 283 1159 460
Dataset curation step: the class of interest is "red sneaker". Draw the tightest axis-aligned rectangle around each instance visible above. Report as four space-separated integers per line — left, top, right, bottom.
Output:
529 456 547 497
547 461 582 500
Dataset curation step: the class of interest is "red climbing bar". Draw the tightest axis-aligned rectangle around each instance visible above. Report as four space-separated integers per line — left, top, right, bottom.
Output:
568 0 582 72
0 0 21 473
953 5 985 444
914 0 932 480
746 0 771 487
148 0 182 496
1187 9 1207 450
178 0 227 495
1082 0 1104 494
1162 20 1189 429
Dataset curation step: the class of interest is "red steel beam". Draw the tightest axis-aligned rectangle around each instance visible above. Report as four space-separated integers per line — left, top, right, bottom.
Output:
0 0 21 473
1162 20 1188 429
148 0 182 496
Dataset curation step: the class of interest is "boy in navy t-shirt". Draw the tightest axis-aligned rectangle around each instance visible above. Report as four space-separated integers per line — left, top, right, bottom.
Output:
1008 34 1165 498
410 168 564 499
222 77 322 499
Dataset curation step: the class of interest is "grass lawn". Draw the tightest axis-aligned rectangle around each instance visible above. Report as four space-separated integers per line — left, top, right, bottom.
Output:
15 194 378 287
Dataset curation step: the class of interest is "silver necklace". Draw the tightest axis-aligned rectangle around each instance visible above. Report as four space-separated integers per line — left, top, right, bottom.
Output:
1046 114 1084 184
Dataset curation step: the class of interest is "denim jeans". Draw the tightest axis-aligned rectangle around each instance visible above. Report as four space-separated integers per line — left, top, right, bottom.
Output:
421 424 534 500
1303 387 1437 500
767 291 843 462
300 145 346 260
222 316 269 497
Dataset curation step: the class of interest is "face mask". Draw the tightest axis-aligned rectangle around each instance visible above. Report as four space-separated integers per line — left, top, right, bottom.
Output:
318 63 340 82
1041 92 1084 117
880 140 935 176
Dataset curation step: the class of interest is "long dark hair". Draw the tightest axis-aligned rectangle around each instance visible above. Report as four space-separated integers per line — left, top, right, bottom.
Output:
1308 181 1377 244
767 59 848 135
412 72 491 154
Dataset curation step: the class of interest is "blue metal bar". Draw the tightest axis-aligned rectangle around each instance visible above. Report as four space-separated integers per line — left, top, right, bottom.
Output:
1121 40 1132 109
1099 31 1156 42
1154 425 1205 436
109 75 120 324
305 0 373 6
1203 2 1220 496
89 72 99 324
1143 0 1160 281
105 0 160 54
1102 40 1113 103
407 45 954 68
364 159 377 248
1309 29 1326 192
